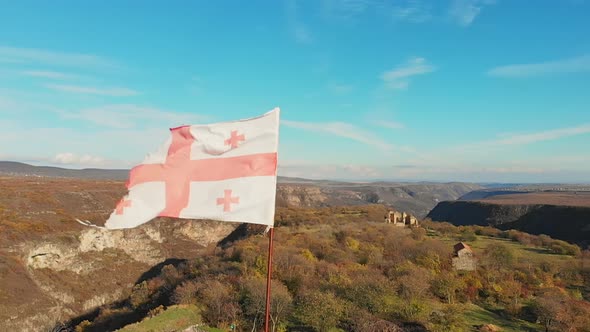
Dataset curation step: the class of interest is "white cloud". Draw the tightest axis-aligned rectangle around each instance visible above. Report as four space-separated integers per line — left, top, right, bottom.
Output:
412 123 590 176
60 104 204 129
0 125 169 169
328 83 354 94
277 161 580 182
381 57 435 90
21 70 77 80
0 45 117 68
279 161 384 180
286 0 313 44
377 120 405 129
282 119 393 150
45 84 139 96
449 0 495 26
487 55 590 77
321 0 371 20
0 93 61 115
0 95 17 111
294 25 313 44
392 0 432 23
52 152 106 167
485 124 590 146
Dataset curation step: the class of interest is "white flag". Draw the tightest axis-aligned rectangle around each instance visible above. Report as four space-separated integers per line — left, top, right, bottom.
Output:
103 108 280 230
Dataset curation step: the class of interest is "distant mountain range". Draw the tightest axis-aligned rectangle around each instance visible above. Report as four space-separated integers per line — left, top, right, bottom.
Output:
0 161 130 180
0 161 318 183
0 161 483 218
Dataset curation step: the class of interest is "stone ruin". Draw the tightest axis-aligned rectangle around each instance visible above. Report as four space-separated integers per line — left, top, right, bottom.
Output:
385 209 419 227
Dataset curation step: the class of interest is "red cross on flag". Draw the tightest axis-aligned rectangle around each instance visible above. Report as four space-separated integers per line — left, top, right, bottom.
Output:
103 108 280 229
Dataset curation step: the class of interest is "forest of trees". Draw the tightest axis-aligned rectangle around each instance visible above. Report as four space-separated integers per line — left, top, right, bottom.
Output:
74 205 590 332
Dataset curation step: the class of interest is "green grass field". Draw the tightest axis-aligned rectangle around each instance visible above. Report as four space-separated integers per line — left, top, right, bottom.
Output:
437 234 576 266
116 305 204 332
463 303 540 332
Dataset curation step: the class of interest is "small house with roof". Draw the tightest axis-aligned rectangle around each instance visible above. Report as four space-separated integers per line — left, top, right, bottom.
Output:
452 242 477 271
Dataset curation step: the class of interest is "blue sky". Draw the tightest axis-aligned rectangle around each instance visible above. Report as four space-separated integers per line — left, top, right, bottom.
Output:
1 0 589 183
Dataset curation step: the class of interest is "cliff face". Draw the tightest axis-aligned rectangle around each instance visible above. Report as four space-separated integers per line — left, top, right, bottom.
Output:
275 182 483 218
2 219 238 332
427 201 590 245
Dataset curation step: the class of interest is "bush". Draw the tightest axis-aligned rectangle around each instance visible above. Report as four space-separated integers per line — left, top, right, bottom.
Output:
457 230 477 242
548 240 581 256
295 291 345 332
427 305 467 332
75 320 91 332
130 281 150 309
411 227 427 241
148 305 165 318
173 280 199 305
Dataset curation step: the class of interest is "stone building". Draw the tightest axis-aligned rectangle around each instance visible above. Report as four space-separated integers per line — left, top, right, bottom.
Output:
405 214 418 226
385 210 419 227
452 242 477 271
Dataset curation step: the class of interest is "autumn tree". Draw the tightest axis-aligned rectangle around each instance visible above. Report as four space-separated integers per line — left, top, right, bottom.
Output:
431 272 465 304
198 279 241 328
532 288 568 332
427 305 467 332
172 280 199 305
240 277 293 332
497 277 524 314
295 290 345 332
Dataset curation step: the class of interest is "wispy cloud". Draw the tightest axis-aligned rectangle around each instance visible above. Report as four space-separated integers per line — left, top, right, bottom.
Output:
282 119 393 150
60 104 204 129
392 0 432 23
279 161 384 180
430 123 590 163
377 120 405 129
449 0 495 26
22 70 77 80
487 55 590 77
328 83 354 94
0 45 117 68
485 124 590 146
45 84 139 96
321 0 371 20
286 0 313 44
381 57 435 90
52 152 107 167
294 25 313 44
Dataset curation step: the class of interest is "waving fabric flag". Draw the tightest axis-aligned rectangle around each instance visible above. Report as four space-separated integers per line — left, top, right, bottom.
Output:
102 108 280 230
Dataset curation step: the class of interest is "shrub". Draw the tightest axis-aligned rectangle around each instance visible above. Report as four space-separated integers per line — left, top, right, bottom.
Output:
411 227 427 241
148 305 165 318
457 230 477 242
75 320 91 332
130 281 150 309
295 291 345 332
428 305 467 332
173 280 200 305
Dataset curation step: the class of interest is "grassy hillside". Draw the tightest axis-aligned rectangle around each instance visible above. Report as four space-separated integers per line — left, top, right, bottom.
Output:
115 305 204 332
66 211 589 332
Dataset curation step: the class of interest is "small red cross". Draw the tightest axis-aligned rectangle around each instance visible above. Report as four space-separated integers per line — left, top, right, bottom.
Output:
224 130 245 149
216 189 239 212
115 199 132 215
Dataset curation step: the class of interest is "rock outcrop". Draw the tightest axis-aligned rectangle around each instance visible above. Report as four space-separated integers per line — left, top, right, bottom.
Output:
2 219 239 332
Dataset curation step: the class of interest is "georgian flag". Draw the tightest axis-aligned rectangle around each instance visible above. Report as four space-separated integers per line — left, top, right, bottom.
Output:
82 108 280 230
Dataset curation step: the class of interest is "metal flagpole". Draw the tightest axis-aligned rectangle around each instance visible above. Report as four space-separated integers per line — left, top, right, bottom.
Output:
264 227 275 332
